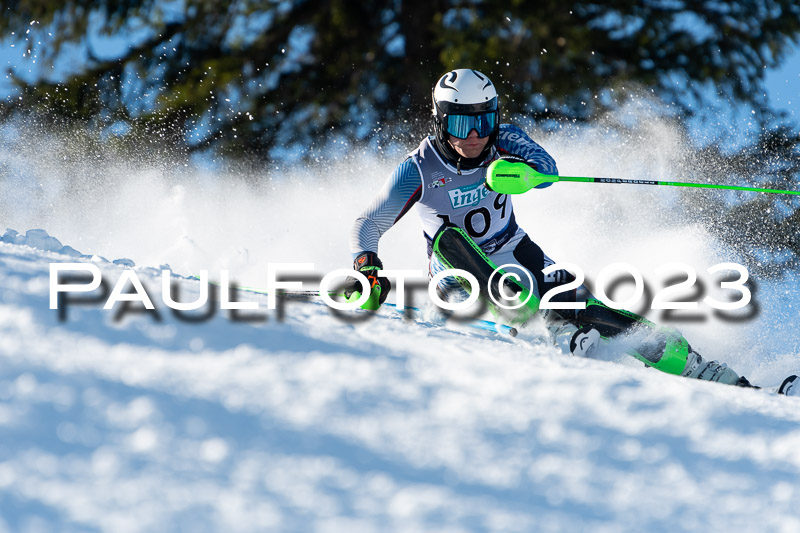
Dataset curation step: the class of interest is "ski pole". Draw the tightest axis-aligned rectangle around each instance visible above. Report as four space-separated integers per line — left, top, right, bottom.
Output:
555 175 800 196
486 159 800 196
201 278 518 336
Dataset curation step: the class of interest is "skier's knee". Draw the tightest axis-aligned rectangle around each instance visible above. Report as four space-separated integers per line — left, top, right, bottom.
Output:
577 299 642 336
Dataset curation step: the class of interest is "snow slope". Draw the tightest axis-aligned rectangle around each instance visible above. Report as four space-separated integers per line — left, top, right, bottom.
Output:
2 228 800 533
2 114 800 532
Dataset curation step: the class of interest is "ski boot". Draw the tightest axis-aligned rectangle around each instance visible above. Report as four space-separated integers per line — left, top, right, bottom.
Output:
778 375 800 396
680 348 741 385
568 325 602 358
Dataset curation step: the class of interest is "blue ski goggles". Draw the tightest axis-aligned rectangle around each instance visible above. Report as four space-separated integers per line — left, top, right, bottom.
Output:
444 111 497 139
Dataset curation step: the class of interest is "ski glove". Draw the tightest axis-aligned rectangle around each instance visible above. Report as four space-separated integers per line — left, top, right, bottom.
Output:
486 155 557 194
343 251 391 310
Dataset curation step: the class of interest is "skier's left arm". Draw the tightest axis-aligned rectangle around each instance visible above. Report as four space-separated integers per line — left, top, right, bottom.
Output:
495 124 558 190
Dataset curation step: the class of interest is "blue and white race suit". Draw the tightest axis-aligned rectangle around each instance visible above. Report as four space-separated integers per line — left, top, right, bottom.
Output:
350 124 587 321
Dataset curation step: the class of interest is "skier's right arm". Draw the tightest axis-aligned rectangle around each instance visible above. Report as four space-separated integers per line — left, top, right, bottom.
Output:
346 158 423 309
349 157 422 255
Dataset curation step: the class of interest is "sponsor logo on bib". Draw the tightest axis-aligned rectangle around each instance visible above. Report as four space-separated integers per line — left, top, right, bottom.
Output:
428 172 452 188
448 182 490 209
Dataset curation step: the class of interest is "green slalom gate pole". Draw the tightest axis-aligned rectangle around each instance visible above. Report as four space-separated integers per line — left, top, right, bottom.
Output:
486 159 800 196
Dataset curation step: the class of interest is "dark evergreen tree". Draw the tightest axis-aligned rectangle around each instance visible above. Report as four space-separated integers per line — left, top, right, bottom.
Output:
3 1 798 153
1 0 799 272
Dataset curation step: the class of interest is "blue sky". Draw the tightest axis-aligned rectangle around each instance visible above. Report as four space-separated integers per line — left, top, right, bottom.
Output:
764 44 800 122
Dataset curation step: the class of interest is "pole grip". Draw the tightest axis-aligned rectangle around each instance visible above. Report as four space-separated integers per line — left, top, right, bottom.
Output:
486 159 560 194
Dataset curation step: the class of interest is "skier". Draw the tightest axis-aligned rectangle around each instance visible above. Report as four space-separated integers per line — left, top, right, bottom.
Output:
346 68 798 396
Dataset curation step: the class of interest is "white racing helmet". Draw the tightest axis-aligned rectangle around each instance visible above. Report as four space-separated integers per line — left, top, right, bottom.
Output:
432 69 499 162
